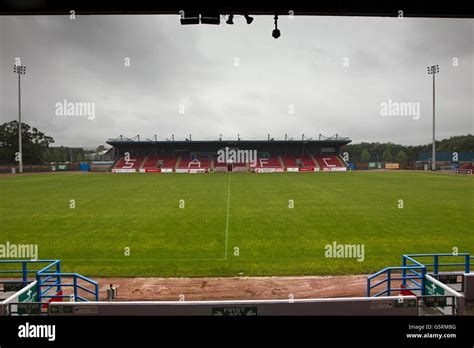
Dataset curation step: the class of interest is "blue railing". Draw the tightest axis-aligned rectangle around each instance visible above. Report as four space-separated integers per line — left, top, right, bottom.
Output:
367 266 426 297
404 253 470 275
368 253 471 297
37 272 98 302
0 260 98 302
0 260 59 288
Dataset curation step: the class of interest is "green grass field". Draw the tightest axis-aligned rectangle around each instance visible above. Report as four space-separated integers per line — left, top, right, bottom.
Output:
0 171 473 277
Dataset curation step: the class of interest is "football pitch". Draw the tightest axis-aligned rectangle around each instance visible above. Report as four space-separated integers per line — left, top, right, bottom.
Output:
0 171 472 277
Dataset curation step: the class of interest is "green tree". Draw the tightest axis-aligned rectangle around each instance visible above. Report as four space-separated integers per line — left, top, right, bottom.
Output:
57 147 68 162
75 152 85 162
42 148 53 164
382 144 393 162
396 150 408 165
341 134 473 164
361 149 371 162
0 121 54 165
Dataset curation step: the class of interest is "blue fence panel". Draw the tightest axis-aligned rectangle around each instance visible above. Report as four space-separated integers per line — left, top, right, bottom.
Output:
0 260 98 302
79 163 90 171
368 253 471 297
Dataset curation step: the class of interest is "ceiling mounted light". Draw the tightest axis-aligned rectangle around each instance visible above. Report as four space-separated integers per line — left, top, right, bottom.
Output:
272 15 281 39
200 12 220 25
244 14 254 24
179 11 200 25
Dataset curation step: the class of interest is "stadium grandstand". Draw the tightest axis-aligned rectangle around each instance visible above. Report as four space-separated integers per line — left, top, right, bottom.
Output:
106 134 351 173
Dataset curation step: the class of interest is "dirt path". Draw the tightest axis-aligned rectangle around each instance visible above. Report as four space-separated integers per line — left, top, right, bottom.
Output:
95 275 369 301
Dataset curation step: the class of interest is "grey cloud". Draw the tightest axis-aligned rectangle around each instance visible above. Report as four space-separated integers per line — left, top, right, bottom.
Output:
0 15 472 147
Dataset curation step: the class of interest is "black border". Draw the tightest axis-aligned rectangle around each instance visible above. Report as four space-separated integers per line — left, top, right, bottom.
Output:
0 0 473 18
1 315 474 346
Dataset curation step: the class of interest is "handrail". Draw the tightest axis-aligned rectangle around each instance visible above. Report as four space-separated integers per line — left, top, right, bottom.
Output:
367 266 420 280
36 272 99 302
405 253 470 257
0 260 98 303
35 260 61 299
367 266 425 297
404 253 470 274
403 255 425 267
368 252 471 297
0 260 58 263
0 260 60 285
36 260 60 274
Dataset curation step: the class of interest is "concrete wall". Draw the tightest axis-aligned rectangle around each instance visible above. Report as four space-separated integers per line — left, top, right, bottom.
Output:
49 296 418 316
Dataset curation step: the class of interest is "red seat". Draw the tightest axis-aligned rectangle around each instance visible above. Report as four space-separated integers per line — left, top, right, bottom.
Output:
314 155 346 171
114 156 145 169
158 157 178 169
177 159 211 169
215 161 247 167
282 156 315 168
142 156 159 169
252 158 282 168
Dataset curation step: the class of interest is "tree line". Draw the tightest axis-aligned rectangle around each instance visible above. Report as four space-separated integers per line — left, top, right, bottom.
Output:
341 134 474 164
0 120 472 165
0 121 102 165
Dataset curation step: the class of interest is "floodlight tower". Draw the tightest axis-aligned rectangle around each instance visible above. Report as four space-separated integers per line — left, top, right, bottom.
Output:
13 64 26 173
427 64 439 171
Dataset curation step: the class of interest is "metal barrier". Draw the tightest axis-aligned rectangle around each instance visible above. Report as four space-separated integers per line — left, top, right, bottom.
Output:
49 296 418 316
416 295 457 315
37 272 98 302
0 260 98 305
430 273 464 292
0 260 59 290
35 260 62 300
368 253 471 297
367 266 425 297
403 253 471 274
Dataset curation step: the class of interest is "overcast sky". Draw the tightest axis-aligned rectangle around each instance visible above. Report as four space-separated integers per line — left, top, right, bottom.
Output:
0 15 473 147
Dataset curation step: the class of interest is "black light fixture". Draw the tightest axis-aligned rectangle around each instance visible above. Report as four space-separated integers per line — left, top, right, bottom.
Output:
244 14 254 24
226 14 234 25
180 11 200 25
200 12 220 25
272 15 281 39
